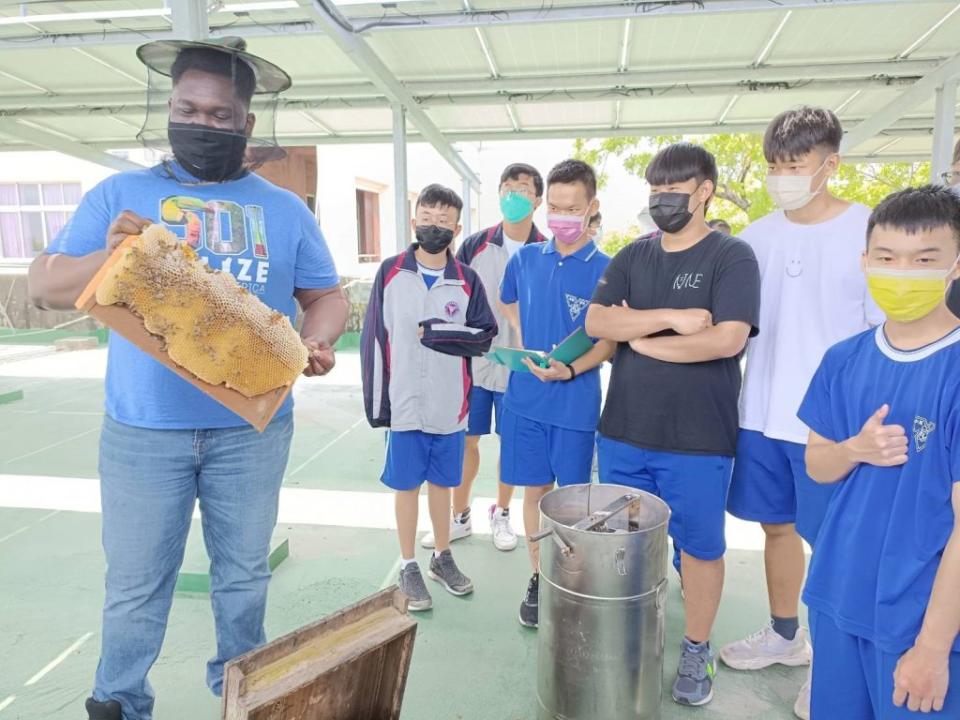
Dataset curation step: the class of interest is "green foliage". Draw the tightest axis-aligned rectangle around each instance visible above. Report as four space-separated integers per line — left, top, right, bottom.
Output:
574 134 931 235
599 226 642 256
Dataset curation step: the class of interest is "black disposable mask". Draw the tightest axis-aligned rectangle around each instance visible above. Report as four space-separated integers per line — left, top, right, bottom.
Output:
167 122 248 182
416 225 455 254
649 190 701 234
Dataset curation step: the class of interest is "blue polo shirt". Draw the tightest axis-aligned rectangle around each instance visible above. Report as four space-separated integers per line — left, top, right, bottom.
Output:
798 325 960 654
48 163 339 430
500 239 609 432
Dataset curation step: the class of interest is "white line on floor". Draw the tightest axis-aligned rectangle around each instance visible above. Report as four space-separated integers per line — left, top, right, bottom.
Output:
2 427 99 466
24 632 93 687
0 696 15 713
286 417 365 478
0 473 777 551
379 556 401 590
0 525 28 544
0 509 60 544
8 410 102 416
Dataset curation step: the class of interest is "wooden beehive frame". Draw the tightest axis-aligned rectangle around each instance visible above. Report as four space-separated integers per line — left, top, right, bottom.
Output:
222 587 417 720
75 236 294 432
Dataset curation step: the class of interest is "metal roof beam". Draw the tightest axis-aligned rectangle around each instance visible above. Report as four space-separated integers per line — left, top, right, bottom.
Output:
841 51 960 152
304 0 480 189
0 74 924 118
0 58 939 108
12 117 940 149
0 119 142 171
349 0 949 32
0 21 319 50
0 0 950 48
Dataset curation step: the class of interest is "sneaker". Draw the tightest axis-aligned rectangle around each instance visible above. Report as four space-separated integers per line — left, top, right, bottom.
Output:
420 514 473 549
794 664 811 720
719 623 812 671
427 549 474 596
85 698 122 720
519 573 539 628
398 562 432 612
672 639 717 706
489 505 518 551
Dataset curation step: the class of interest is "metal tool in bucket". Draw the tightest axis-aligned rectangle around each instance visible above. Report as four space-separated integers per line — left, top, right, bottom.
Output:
530 484 671 720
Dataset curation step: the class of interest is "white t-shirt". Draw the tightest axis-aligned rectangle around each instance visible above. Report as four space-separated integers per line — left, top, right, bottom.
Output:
503 231 525 258
739 203 884 444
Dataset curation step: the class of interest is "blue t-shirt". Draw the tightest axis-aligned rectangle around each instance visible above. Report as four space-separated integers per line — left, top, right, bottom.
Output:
798 325 960 654
500 239 609 432
48 164 339 429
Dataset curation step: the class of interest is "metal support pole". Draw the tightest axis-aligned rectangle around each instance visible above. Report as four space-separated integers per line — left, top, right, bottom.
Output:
392 104 410 253
932 79 958 180
169 0 208 40
461 176 473 238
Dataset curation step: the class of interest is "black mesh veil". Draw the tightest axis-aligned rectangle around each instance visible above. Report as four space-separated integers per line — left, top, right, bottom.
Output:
135 37 291 183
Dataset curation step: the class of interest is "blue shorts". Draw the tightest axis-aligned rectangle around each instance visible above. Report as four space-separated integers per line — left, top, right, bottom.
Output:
597 434 731 564
810 610 960 719
500 408 594 488
727 429 836 545
466 387 503 437
380 430 465 491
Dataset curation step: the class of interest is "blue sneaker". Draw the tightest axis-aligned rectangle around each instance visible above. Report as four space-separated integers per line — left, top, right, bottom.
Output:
672 638 717 706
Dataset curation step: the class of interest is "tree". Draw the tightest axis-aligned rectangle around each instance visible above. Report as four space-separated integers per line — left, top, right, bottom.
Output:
574 134 931 247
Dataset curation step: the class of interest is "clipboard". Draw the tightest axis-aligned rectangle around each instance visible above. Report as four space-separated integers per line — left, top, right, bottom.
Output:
75 236 295 432
485 327 594 374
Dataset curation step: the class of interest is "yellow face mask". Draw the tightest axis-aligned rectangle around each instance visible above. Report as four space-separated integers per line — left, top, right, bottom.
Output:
866 257 959 323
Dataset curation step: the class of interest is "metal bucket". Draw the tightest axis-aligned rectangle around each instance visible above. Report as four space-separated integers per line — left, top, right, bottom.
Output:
533 483 671 720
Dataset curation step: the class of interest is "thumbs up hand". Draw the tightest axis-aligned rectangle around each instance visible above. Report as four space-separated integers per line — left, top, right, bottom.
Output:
845 404 909 467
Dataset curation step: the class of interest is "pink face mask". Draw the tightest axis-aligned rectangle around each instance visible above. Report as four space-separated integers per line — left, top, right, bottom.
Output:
547 212 587 245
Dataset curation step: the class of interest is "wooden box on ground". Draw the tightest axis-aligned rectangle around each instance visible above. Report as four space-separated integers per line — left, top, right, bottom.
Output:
222 587 417 720
75 237 293 432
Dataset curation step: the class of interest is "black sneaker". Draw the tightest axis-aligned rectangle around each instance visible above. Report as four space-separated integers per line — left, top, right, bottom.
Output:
86 697 122 720
519 573 539 628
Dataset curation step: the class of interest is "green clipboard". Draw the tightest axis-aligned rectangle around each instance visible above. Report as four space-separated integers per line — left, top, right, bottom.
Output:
485 327 594 373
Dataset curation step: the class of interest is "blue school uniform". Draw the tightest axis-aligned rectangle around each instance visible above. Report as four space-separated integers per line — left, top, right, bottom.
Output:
499 239 609 486
799 324 960 717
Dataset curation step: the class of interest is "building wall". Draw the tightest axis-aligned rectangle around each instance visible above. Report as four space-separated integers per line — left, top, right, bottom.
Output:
315 143 480 278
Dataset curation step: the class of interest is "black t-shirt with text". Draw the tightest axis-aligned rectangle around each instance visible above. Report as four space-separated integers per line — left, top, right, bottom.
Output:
592 231 760 456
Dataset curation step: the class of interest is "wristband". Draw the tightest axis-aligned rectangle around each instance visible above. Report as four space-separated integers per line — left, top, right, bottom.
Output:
564 362 577 381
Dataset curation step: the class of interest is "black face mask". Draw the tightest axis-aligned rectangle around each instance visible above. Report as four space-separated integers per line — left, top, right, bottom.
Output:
167 122 248 182
415 225 455 254
649 191 700 234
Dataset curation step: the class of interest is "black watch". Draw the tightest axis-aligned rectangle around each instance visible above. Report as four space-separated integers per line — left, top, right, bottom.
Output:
564 362 577 381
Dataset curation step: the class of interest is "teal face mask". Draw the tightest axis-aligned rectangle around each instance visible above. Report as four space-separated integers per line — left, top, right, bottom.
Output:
500 192 534 223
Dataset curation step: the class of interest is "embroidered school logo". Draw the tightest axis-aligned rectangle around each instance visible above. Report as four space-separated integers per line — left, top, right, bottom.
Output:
444 301 459 317
913 416 936 452
565 293 589 321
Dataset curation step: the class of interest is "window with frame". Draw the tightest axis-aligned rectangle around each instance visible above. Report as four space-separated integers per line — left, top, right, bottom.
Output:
356 188 381 263
0 182 82 260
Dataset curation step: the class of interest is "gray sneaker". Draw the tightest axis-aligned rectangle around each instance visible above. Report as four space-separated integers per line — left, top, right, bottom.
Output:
427 549 474 596
398 562 432 612
672 638 717 706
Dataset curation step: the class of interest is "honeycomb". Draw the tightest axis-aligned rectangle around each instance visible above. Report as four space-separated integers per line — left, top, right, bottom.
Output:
96 224 308 397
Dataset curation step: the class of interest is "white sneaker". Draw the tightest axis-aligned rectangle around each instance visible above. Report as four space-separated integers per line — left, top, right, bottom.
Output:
794 664 811 720
420 515 473 549
719 623 812 671
489 505 518 551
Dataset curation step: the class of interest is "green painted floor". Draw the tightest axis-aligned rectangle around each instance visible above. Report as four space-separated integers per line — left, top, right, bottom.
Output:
0 353 807 720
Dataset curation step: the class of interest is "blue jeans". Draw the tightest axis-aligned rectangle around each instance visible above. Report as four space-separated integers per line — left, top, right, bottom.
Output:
93 413 294 720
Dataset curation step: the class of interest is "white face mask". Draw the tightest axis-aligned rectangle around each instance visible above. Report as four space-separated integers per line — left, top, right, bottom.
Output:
766 155 834 211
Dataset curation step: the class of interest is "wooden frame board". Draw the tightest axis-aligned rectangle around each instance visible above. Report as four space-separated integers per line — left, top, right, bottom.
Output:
75 237 294 432
222 587 417 720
